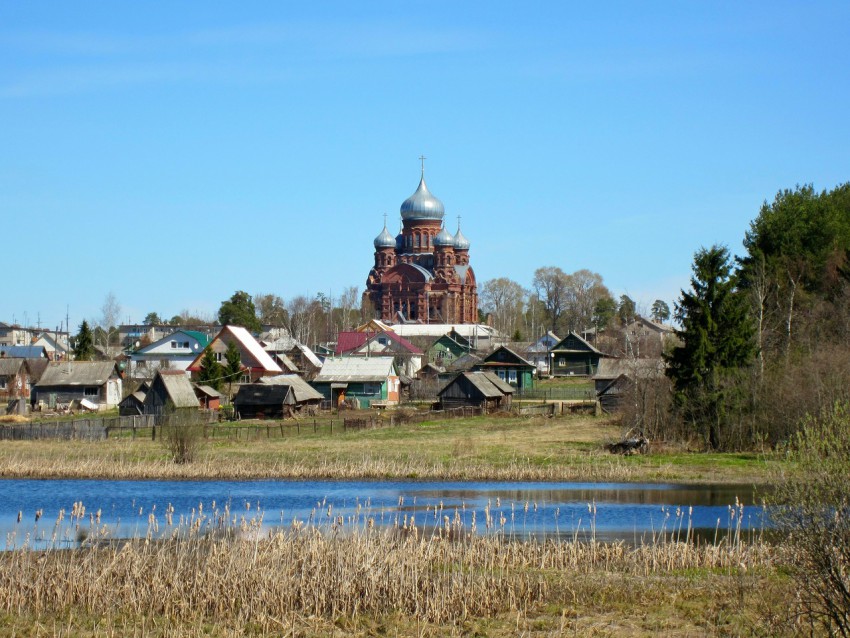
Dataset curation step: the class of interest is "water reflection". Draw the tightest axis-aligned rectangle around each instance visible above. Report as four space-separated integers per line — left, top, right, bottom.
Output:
0 478 771 549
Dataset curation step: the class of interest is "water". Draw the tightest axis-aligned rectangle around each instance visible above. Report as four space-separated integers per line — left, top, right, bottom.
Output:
0 478 771 549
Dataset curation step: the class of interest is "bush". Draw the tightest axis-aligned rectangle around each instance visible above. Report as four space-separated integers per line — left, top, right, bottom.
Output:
160 410 206 464
773 402 850 634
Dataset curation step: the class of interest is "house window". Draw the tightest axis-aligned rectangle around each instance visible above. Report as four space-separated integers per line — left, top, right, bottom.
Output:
171 341 177 348
558 358 566 366
84 387 98 397
497 370 506 380
566 339 575 347
183 341 190 348
363 383 380 395
0 379 6 389
216 353 223 362
378 337 387 345
241 374 250 383
508 370 517 384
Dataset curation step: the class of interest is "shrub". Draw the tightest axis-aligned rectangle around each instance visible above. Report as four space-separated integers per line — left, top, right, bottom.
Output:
160 410 206 464
773 402 850 634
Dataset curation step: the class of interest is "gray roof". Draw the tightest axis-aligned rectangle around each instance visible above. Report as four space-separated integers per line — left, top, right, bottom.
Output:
374 225 396 248
154 372 200 409
313 357 396 383
259 374 324 402
194 385 222 398
0 358 25 376
440 371 515 399
593 358 666 381
234 384 294 406
37 361 118 387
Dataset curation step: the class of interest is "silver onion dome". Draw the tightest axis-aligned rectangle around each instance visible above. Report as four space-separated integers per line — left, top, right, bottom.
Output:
453 226 470 250
373 225 395 249
400 175 445 221
434 225 455 247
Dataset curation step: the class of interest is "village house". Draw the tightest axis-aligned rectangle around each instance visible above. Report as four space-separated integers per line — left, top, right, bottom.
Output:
473 346 536 390
424 329 472 368
127 329 211 378
336 330 424 378
32 361 123 410
186 325 282 383
311 357 399 409
0 358 28 405
438 370 514 412
592 358 666 412
549 331 606 377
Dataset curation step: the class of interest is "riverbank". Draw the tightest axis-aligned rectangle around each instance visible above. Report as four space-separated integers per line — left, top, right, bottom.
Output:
0 413 780 484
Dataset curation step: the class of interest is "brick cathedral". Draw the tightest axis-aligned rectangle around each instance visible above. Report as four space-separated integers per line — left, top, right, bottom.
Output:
364 164 478 324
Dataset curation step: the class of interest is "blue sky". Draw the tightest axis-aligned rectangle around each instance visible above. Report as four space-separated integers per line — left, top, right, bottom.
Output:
2 2 848 331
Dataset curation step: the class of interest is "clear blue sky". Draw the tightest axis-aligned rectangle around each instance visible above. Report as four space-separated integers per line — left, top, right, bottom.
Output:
2 2 848 331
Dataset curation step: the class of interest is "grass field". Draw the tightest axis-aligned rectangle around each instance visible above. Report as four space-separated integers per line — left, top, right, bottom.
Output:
0 412 779 484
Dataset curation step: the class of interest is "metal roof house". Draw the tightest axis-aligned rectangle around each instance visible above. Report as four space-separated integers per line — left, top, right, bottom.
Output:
127 329 211 378
311 357 399 409
187 325 282 383
32 361 123 410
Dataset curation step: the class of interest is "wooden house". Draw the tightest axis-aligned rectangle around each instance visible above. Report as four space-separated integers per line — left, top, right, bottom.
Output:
143 370 200 416
233 384 295 419
311 357 399 409
341 331 424 378
186 325 282 383
474 346 536 390
549 331 606 377
593 358 666 412
32 361 123 409
259 374 323 412
425 330 472 368
0 358 28 405
438 371 514 412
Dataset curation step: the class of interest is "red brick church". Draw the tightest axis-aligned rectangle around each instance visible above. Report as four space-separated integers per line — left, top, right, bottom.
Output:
364 163 478 324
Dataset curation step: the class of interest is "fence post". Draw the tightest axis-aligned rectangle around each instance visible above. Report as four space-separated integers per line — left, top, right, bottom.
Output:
330 420 333 434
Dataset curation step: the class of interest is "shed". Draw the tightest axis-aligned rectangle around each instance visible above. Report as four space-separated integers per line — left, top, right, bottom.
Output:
259 374 323 411
119 390 147 416
438 371 514 413
143 370 200 416
233 384 295 419
593 358 666 412
194 385 222 410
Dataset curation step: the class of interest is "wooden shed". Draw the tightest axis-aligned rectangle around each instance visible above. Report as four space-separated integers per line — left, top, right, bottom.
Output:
233 384 295 419
438 371 514 413
143 370 200 416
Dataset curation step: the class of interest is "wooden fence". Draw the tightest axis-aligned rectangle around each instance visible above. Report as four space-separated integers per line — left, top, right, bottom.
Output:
0 414 159 441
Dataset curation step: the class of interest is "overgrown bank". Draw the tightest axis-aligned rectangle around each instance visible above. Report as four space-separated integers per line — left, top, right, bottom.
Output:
0 414 777 483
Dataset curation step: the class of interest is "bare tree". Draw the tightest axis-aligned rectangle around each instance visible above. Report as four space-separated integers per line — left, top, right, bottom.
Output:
254 293 288 326
532 267 569 332
96 292 121 355
480 278 527 338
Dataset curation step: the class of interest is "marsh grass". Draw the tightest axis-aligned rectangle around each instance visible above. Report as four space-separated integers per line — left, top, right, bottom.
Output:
0 414 779 483
0 500 797 637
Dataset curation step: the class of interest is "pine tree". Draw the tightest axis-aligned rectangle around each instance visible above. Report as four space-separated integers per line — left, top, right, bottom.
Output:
197 346 223 392
73 320 95 361
665 245 756 449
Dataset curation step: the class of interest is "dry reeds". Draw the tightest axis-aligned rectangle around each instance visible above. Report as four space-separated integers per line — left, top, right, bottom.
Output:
0 501 782 635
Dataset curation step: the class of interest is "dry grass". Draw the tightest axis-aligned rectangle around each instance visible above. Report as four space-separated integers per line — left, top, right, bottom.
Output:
0 506 798 637
0 414 28 424
0 414 779 483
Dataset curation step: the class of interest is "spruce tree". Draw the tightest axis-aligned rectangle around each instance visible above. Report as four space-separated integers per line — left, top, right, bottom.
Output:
665 245 756 449
197 346 223 392
223 341 243 393
73 320 95 361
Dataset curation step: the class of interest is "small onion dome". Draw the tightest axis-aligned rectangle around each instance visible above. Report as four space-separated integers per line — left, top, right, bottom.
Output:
374 225 395 249
400 175 445 221
434 225 455 247
453 227 470 250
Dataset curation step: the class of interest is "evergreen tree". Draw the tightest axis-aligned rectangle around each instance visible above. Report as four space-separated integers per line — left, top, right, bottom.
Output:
665 245 756 449
197 346 223 392
617 295 636 326
218 291 262 333
73 320 95 361
223 341 243 387
650 299 671 323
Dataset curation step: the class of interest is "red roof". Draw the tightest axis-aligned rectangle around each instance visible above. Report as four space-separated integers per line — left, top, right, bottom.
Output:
335 330 423 356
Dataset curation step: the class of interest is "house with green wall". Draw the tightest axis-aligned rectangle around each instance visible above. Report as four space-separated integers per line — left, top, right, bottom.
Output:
426 329 472 368
549 331 605 376
473 346 536 390
310 356 399 408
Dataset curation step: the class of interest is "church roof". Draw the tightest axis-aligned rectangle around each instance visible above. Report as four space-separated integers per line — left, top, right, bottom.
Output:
453 226 470 250
434 225 455 247
374 225 395 248
400 174 444 221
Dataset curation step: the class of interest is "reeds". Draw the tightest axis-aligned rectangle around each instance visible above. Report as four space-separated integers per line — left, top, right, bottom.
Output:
0 500 781 634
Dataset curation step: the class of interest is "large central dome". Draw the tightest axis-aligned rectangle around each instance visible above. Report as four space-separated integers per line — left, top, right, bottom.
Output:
400 175 445 221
